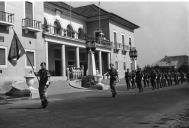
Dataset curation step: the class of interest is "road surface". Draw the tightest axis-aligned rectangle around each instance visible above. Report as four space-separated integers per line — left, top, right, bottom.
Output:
0 83 189 128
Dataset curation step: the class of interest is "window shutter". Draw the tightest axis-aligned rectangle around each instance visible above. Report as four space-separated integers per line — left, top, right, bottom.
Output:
26 51 34 66
0 48 5 65
0 2 5 11
25 1 33 19
122 35 124 45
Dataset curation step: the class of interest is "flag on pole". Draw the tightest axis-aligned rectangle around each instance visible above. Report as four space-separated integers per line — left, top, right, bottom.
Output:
8 31 25 66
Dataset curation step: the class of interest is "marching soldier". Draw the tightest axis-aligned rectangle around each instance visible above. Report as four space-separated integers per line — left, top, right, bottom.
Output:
150 70 156 90
143 72 148 87
106 63 119 98
180 71 185 84
187 72 189 82
146 72 150 87
131 71 136 89
35 62 51 108
156 71 161 89
168 71 173 86
125 68 131 90
136 68 143 93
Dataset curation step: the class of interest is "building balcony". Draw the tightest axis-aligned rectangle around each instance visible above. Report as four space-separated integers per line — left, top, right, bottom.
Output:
114 43 122 53
123 44 130 51
129 47 138 59
22 18 42 32
0 11 14 26
122 44 130 54
43 24 85 42
95 37 112 49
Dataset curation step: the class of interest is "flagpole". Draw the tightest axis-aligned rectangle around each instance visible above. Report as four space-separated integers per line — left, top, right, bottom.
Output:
11 27 40 83
25 53 40 82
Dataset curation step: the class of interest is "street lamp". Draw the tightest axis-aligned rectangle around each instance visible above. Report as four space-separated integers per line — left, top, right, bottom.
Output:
86 40 96 52
129 47 138 59
129 46 138 71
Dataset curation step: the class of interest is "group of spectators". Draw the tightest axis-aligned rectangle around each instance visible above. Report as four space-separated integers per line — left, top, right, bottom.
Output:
125 68 189 92
66 65 84 80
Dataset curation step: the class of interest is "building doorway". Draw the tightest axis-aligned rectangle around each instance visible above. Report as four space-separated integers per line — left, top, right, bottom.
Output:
55 60 62 76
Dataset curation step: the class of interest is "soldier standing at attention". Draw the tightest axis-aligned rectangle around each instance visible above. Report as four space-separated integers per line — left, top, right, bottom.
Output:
106 63 119 98
35 62 51 108
125 68 131 90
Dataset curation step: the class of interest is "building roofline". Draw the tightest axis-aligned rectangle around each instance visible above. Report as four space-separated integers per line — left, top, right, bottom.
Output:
73 4 140 30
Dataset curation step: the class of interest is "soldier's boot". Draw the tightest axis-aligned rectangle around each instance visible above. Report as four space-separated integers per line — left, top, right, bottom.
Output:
41 99 48 108
112 91 117 98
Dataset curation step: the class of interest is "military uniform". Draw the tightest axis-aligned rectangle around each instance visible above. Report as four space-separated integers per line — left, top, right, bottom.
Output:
36 67 50 108
125 71 131 90
150 70 156 90
136 69 143 92
108 67 118 97
143 72 147 87
131 71 136 89
187 73 189 82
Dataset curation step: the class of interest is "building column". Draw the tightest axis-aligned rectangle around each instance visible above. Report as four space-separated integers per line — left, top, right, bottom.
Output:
107 52 110 69
99 50 102 75
61 44 66 76
134 59 137 70
45 41 49 70
76 47 80 68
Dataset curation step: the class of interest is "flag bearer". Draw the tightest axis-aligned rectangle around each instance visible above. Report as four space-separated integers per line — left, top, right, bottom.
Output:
35 62 51 108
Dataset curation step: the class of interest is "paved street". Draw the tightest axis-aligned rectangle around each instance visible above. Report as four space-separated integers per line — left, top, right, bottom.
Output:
0 83 189 128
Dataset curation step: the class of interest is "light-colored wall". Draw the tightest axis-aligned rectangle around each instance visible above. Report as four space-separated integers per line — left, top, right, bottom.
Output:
44 6 87 33
0 1 44 82
109 21 135 77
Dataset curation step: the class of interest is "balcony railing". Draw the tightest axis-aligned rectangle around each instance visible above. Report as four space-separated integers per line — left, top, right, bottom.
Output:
43 25 112 47
123 45 130 51
43 24 80 40
96 37 112 46
22 18 41 31
114 43 122 50
0 11 14 25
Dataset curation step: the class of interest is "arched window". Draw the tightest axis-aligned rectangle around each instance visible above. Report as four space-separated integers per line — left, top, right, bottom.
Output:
54 20 61 35
78 28 84 40
67 24 74 38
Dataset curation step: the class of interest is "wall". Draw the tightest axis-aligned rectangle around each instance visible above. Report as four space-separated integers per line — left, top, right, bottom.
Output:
0 1 44 82
109 20 135 77
44 5 87 33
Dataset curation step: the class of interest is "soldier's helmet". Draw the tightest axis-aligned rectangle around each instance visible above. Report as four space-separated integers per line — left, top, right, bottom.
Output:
40 62 46 66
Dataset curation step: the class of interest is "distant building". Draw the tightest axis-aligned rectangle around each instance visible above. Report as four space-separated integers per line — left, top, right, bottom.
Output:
152 55 189 72
0 1 139 84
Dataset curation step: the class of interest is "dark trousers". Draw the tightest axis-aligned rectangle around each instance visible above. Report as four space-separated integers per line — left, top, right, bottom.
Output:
110 79 117 94
126 80 130 89
151 80 156 89
39 85 48 106
136 81 143 92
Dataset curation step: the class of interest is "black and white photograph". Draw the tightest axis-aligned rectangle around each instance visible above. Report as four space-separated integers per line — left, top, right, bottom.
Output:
0 0 189 127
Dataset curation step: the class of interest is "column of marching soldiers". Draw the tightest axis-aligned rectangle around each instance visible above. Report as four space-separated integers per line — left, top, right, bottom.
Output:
125 68 189 93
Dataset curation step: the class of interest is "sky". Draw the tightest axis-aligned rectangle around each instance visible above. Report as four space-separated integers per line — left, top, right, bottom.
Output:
71 1 189 67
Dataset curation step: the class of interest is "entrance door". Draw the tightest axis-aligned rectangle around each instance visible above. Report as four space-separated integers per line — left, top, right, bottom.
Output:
55 60 62 76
